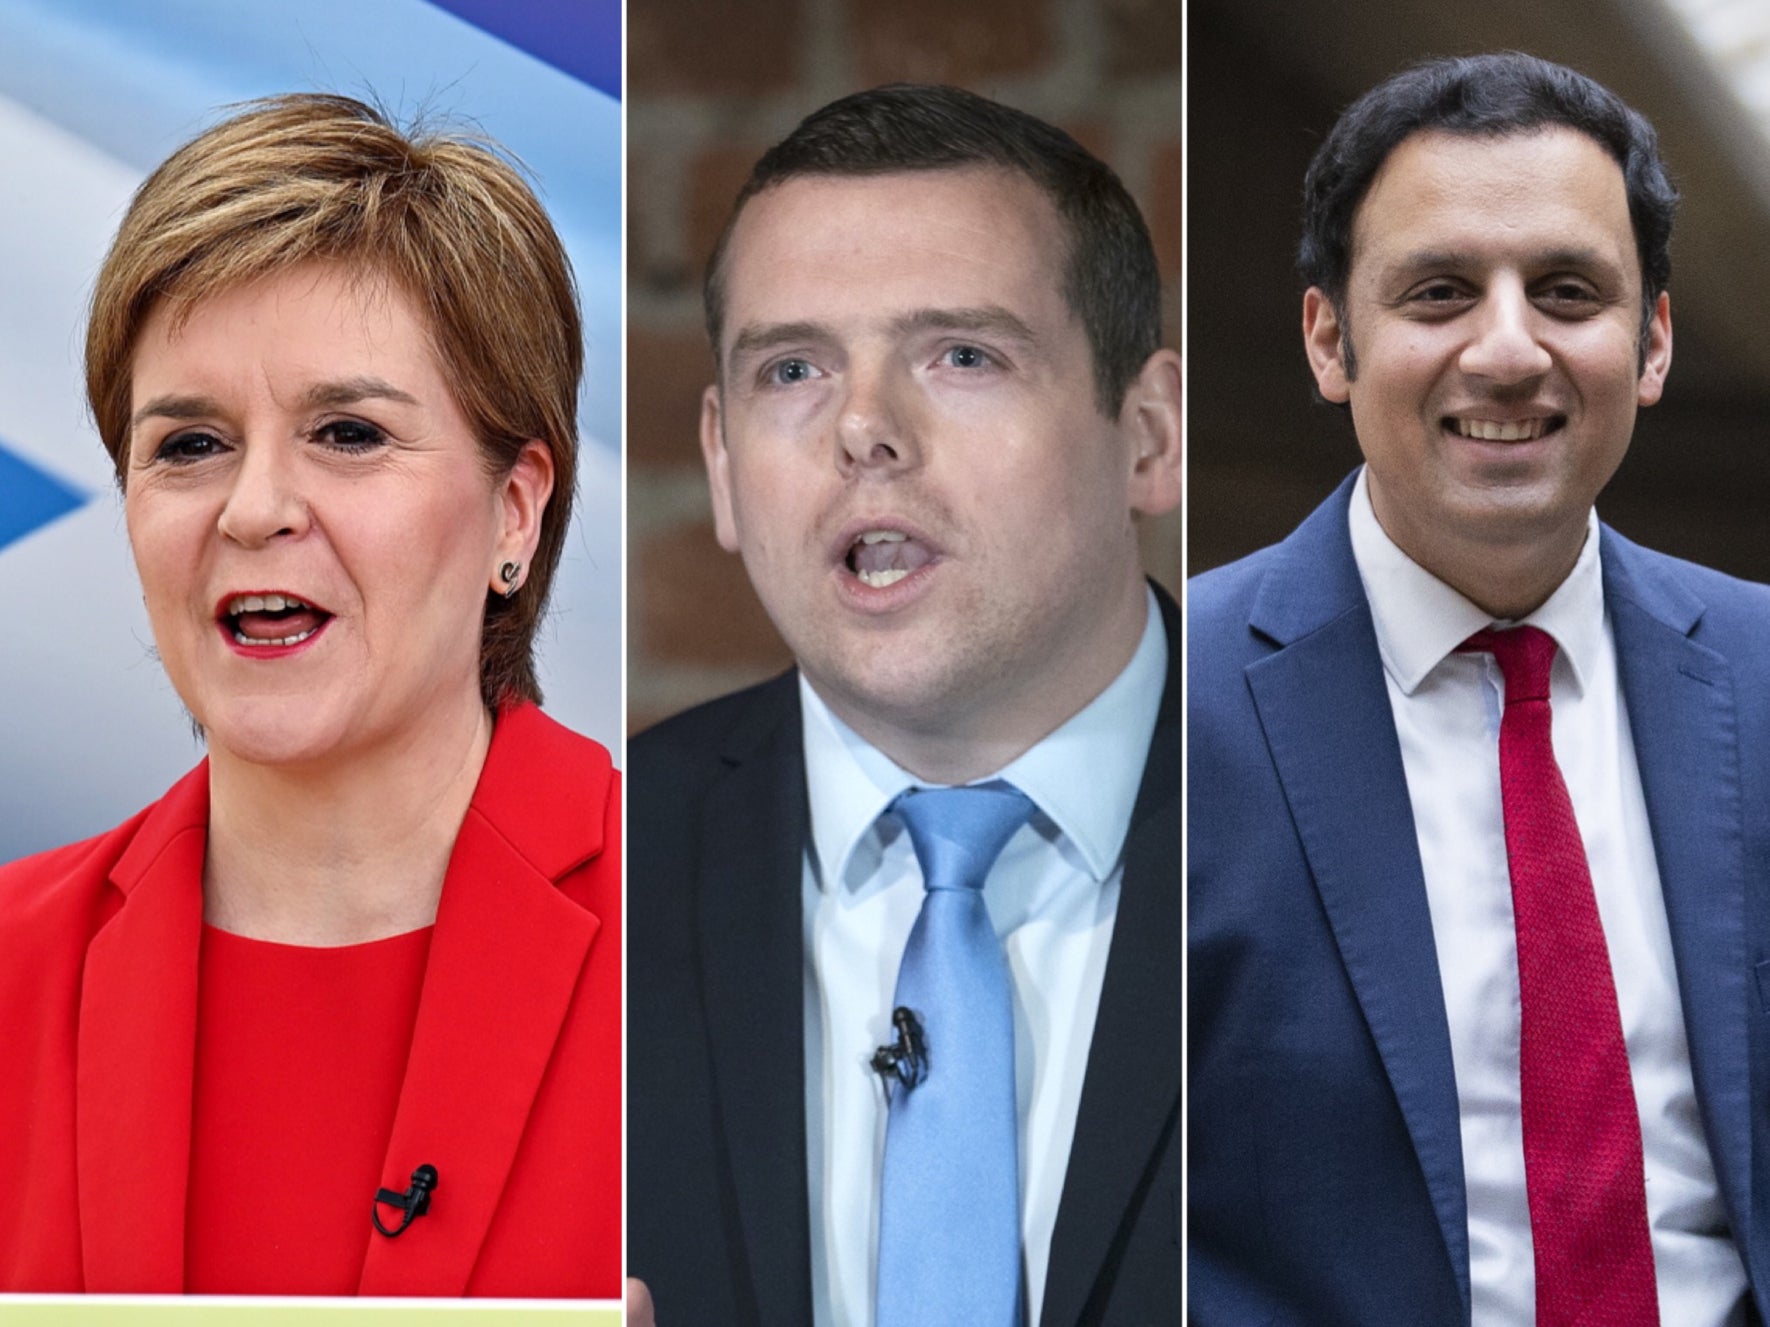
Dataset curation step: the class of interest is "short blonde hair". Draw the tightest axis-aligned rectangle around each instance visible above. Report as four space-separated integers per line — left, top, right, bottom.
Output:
87 93 582 708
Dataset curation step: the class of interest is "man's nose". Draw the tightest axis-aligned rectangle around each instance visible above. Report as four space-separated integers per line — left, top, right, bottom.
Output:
215 440 308 546
1458 281 1554 385
834 362 919 475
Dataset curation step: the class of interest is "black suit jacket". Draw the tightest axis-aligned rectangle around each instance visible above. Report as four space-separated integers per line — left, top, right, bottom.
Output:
628 586 1180 1325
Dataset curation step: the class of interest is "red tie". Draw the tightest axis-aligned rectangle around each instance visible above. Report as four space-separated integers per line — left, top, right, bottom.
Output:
1463 626 1659 1325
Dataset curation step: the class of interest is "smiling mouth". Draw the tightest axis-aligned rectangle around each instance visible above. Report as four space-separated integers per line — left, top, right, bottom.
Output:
844 529 937 588
221 593 333 647
1449 416 1564 442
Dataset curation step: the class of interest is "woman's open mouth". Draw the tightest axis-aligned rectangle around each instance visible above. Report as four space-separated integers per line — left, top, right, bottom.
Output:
218 593 333 649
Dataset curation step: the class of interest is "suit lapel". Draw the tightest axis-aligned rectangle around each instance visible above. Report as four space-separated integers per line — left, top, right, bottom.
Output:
1242 483 1471 1311
1603 532 1754 1266
77 764 210 1292
1042 587 1181 1326
358 705 605 1296
695 678 815 1325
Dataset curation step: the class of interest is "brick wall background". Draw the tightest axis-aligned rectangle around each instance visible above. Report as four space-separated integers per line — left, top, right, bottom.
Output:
627 0 1181 731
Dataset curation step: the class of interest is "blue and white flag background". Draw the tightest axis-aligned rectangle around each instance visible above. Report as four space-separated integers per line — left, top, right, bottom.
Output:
0 0 621 863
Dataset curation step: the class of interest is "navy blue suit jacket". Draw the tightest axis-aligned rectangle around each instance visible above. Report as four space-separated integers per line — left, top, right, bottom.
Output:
1188 473 1770 1324
629 585 1180 1326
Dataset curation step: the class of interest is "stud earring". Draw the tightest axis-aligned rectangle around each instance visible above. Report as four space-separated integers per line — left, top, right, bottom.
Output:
499 560 522 600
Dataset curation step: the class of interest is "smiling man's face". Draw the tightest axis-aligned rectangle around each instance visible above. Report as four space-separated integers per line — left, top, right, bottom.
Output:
702 167 1176 775
1303 127 1672 614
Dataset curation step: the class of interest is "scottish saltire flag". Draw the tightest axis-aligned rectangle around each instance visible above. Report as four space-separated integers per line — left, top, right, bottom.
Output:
0 0 621 862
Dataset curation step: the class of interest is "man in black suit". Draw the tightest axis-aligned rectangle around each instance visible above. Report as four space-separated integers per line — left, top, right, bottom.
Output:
627 85 1181 1326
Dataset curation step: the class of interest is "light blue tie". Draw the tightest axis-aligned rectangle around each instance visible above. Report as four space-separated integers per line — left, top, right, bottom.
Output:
876 781 1035 1327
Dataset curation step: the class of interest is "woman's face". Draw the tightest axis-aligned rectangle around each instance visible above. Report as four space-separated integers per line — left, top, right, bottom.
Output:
126 261 529 769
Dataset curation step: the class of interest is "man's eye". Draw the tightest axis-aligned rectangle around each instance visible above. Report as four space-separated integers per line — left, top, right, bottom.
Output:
315 419 387 451
1414 283 1464 302
768 359 818 386
943 344 992 369
1539 282 1600 307
152 430 226 464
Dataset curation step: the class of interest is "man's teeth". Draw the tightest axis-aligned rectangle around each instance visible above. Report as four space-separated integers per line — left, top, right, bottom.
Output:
1455 418 1549 441
852 530 911 585
226 592 309 615
232 625 320 647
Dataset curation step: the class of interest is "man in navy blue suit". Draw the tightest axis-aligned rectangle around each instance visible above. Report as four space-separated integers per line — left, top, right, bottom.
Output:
1190 53 1770 1324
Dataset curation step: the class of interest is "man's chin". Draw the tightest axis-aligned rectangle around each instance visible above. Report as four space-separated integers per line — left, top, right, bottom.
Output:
800 649 986 737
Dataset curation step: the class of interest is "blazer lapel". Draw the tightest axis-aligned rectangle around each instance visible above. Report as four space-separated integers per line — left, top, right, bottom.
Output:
1042 587 1182 1326
1242 483 1471 1311
78 764 209 1293
358 706 605 1296
695 678 815 1325
1603 532 1754 1269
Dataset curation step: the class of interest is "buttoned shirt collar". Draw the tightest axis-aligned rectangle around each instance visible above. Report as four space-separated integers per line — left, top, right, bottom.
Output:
801 585 1168 894
1348 466 1603 698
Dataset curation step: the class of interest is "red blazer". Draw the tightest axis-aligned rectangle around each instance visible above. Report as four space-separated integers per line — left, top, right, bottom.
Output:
0 703 620 1297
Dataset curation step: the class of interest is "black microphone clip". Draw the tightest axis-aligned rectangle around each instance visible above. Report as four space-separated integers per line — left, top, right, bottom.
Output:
870 1006 927 1101
372 1163 439 1237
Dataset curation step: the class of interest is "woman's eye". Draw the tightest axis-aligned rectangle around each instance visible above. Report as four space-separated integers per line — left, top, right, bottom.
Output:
152 430 226 464
768 358 818 386
315 419 387 451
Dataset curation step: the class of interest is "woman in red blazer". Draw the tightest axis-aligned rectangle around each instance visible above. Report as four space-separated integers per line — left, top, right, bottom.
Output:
0 95 618 1297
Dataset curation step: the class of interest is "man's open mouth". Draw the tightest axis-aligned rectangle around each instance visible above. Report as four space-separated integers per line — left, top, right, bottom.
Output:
220 593 333 647
844 529 936 589
1448 415 1564 442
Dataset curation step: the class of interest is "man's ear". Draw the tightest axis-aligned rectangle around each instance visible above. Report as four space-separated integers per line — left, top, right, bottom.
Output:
1122 348 1182 517
491 440 555 592
1637 289 1673 407
700 385 741 553
1302 287 1353 403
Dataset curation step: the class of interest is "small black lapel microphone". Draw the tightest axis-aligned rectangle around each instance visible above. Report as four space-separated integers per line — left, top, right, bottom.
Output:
870 1006 927 1101
372 1163 439 1237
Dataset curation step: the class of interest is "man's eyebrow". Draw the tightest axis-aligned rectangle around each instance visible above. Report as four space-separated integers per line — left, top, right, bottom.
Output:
1384 245 1616 276
1533 246 1616 272
725 307 1044 364
727 321 835 362
887 306 1041 344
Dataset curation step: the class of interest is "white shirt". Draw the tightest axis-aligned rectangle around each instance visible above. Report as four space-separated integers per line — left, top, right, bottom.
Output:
800 588 1167 1327
1348 468 1747 1326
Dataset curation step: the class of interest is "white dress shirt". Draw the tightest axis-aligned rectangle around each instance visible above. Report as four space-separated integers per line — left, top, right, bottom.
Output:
1348 468 1747 1326
800 587 1167 1327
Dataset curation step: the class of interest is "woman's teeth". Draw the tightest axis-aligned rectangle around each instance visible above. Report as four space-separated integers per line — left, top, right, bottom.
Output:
233 624 319 647
226 592 309 615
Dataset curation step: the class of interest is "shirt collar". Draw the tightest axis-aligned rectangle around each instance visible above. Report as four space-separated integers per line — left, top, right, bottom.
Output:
1348 466 1603 696
801 585 1169 892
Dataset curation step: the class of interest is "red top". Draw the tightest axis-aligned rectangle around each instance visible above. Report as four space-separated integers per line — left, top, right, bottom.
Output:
0 704 620 1297
184 923 434 1295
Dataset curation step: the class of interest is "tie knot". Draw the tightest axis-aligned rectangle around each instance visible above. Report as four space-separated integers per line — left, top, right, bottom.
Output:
1460 624 1556 703
891 781 1035 894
